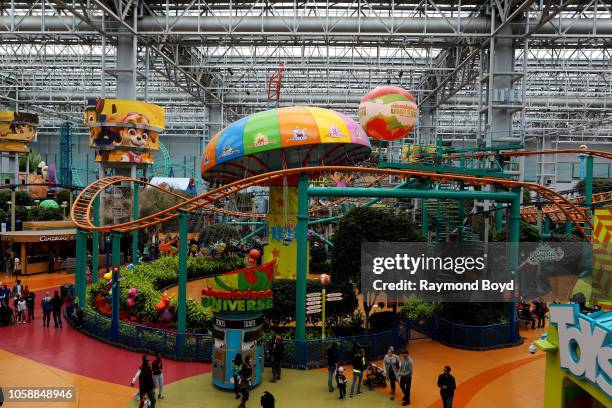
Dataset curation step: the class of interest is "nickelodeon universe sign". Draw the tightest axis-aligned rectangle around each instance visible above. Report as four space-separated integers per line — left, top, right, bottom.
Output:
550 305 612 398
201 288 273 312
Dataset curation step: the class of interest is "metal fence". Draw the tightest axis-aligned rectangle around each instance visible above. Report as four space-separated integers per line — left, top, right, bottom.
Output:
75 308 397 367
406 317 521 350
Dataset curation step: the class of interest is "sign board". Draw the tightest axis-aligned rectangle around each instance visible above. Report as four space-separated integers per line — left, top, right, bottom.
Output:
550 304 612 398
201 261 275 312
84 98 164 164
306 308 322 315
306 293 322 298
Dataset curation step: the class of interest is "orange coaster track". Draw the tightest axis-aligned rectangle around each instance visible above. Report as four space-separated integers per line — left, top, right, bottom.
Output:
71 166 594 239
521 190 612 224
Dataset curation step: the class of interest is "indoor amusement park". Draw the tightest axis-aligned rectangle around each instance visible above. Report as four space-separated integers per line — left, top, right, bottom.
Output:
0 2 610 408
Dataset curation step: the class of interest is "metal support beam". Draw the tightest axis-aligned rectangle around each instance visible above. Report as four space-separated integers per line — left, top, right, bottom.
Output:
176 211 189 355
295 173 310 342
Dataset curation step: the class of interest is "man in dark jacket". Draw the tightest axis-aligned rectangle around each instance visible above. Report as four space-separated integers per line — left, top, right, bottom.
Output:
270 335 284 382
437 366 456 408
25 290 35 322
327 342 339 392
50 291 62 328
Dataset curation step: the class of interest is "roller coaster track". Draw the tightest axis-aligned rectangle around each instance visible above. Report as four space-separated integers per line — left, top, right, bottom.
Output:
521 190 612 224
71 166 594 240
447 149 612 161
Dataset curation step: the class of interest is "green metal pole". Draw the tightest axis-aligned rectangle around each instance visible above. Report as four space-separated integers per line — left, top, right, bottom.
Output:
10 188 15 232
585 155 594 211
111 231 121 268
581 155 594 276
295 173 309 341
75 228 88 306
176 211 189 355
132 184 139 264
564 221 572 235
435 199 442 242
495 202 504 231
422 198 429 240
92 198 99 283
321 288 326 340
508 190 521 340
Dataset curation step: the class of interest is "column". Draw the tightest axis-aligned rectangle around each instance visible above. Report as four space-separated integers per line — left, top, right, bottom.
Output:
176 211 189 355
507 189 521 342
92 198 100 283
295 173 309 342
75 229 88 305
110 231 121 342
132 183 139 264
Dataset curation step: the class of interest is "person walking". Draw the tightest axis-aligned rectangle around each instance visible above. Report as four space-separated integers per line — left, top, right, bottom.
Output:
50 291 63 328
383 346 401 400
232 353 243 400
152 352 164 399
399 352 413 406
1 284 9 305
326 342 339 392
437 366 456 408
13 257 21 276
48 253 55 273
238 355 253 408
131 356 156 408
25 289 35 322
336 366 347 400
270 335 284 382
12 279 23 299
350 348 366 397
16 295 27 323
41 292 52 327
536 300 548 328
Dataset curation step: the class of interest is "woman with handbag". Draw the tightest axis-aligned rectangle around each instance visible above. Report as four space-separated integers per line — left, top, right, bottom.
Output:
238 356 253 408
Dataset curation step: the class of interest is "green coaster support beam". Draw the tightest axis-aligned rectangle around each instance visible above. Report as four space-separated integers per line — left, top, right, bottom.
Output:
421 198 429 240
92 197 100 283
240 224 267 243
295 173 310 342
495 202 504 231
132 183 139 264
110 231 121 342
176 211 189 355
507 189 522 340
75 228 88 306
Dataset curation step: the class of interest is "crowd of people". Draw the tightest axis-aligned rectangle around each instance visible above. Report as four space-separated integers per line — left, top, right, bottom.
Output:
325 342 455 407
0 279 78 329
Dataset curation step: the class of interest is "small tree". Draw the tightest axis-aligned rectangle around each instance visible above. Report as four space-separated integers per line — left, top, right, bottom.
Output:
331 207 424 331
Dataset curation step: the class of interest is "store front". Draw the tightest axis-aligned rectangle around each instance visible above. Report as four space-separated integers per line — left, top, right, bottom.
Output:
536 304 611 408
0 221 77 275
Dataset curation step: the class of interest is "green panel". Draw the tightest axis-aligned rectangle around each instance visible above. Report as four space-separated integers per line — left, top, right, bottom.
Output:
242 109 281 154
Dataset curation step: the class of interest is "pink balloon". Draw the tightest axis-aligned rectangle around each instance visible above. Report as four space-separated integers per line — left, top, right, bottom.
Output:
128 288 138 297
126 298 136 308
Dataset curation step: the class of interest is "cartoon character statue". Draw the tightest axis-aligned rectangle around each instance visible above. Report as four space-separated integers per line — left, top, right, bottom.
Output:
118 112 156 163
155 292 172 312
87 99 122 147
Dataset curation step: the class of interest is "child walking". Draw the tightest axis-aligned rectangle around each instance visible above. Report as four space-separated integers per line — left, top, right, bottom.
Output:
16 296 27 323
336 366 347 400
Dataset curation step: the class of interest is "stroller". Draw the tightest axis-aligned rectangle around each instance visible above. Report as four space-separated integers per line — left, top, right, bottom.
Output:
362 362 386 390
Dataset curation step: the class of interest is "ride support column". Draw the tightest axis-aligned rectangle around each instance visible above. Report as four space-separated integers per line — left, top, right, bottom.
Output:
110 231 121 342
176 211 189 356
132 183 139 264
295 173 309 344
507 189 521 342
92 197 100 283
75 228 88 306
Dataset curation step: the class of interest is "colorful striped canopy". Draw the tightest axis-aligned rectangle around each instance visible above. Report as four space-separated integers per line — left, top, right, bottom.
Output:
201 107 371 182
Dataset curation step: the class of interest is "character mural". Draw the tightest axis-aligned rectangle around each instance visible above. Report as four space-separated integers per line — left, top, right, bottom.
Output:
0 111 39 153
83 98 164 164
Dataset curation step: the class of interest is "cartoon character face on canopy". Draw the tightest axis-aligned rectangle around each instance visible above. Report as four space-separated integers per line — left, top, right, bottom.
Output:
9 123 36 142
119 112 156 149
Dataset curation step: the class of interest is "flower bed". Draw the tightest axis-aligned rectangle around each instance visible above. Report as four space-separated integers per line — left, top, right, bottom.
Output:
88 255 244 332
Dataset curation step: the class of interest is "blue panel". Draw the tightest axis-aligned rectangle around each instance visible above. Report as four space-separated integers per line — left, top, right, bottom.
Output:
216 117 247 164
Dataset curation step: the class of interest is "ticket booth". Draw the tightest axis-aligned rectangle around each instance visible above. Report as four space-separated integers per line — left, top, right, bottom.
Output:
212 313 265 390
200 260 275 392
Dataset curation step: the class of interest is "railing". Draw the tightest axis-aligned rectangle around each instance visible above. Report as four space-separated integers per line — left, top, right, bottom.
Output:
73 308 397 367
76 308 213 361
407 316 521 350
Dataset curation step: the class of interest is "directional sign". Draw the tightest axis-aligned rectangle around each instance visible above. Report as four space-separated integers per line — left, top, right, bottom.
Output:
307 302 322 308
326 293 343 297
306 308 322 315
307 300 322 305
327 297 343 302
307 293 322 299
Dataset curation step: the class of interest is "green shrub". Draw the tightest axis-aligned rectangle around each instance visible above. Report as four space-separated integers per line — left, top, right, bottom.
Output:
89 255 244 331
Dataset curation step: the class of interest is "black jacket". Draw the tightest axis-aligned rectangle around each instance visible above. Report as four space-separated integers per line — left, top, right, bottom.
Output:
270 340 284 361
139 366 155 392
352 354 366 372
437 373 456 397
327 346 338 367
51 295 62 313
